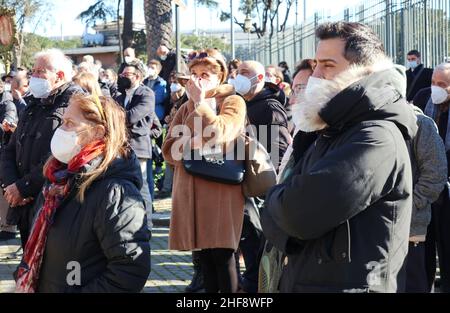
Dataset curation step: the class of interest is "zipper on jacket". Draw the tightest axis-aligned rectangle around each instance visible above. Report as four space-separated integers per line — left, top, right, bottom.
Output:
346 220 352 262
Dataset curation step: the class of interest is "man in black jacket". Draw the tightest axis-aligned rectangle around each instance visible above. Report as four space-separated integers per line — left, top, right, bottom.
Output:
233 60 291 171
0 49 82 247
115 59 155 233
229 60 290 293
406 50 433 102
262 22 418 292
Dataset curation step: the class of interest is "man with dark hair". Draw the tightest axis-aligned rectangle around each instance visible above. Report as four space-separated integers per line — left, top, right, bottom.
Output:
406 49 433 102
262 21 417 292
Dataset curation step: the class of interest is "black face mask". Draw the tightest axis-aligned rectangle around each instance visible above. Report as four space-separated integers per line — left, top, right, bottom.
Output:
117 76 132 92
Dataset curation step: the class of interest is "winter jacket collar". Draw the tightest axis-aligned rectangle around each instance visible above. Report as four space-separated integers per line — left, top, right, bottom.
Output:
40 82 83 107
294 56 416 140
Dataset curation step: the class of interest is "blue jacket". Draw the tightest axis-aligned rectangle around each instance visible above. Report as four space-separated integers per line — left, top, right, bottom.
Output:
143 76 167 120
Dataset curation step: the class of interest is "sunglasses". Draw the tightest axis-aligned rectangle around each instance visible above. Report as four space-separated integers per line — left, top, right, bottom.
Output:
188 51 209 61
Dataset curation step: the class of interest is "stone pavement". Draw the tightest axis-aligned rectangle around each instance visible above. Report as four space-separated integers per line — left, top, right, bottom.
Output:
0 197 195 293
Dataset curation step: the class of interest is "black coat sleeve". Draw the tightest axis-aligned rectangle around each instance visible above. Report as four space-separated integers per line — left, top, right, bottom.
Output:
14 116 62 198
0 129 19 187
265 123 400 240
81 183 151 292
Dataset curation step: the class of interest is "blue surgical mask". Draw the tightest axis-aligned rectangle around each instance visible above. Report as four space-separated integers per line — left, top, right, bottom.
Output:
407 60 418 69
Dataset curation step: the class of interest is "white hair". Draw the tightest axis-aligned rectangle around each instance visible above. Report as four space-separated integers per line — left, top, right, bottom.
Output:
34 48 74 82
435 62 450 74
82 54 94 64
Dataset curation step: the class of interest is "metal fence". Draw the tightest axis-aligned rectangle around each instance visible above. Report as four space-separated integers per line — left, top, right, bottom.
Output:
248 0 449 69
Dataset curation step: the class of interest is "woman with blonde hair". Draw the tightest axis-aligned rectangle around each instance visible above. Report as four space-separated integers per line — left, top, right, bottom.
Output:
15 93 151 293
162 48 246 293
72 72 103 97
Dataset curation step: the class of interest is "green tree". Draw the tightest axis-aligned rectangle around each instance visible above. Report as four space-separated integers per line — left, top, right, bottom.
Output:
20 33 81 69
181 34 230 52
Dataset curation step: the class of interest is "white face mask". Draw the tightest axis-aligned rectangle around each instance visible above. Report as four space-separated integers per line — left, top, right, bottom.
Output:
147 68 157 78
407 60 418 69
50 128 87 164
124 56 133 64
265 76 277 84
4 83 11 92
304 76 335 99
431 85 449 104
29 76 52 99
199 77 219 92
230 74 257 96
170 83 182 93
160 54 167 61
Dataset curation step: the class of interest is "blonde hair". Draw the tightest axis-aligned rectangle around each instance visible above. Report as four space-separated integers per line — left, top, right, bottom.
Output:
44 93 129 201
72 72 103 98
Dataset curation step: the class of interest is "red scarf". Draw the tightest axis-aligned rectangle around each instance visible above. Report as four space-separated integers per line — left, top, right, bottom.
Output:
15 140 105 293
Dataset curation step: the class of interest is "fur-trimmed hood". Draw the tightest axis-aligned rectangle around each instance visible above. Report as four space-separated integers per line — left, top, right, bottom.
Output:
293 56 417 139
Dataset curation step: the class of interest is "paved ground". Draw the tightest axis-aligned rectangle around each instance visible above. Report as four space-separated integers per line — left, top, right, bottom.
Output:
0 197 195 293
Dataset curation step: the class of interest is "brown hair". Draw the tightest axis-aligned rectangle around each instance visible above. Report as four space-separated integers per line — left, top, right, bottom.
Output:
293 59 316 78
228 58 242 71
267 65 284 83
315 21 385 65
148 59 162 72
187 49 228 84
72 72 103 98
44 93 130 201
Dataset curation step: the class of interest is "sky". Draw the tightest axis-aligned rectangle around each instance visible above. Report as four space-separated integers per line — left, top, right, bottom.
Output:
27 0 362 38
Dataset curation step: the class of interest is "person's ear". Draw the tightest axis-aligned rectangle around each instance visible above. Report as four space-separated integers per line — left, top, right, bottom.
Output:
56 71 64 82
93 124 106 140
257 74 264 82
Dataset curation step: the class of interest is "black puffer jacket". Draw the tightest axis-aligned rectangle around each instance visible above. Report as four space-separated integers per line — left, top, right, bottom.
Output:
32 152 150 292
262 67 418 293
0 82 82 225
245 85 291 170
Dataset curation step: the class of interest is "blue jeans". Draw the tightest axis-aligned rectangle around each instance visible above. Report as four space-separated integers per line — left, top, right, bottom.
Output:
139 159 152 231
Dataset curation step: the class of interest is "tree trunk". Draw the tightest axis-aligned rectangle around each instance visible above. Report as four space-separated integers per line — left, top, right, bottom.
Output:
144 0 173 61
122 0 133 48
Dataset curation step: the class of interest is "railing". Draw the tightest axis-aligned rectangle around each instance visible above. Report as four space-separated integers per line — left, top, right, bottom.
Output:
245 0 449 68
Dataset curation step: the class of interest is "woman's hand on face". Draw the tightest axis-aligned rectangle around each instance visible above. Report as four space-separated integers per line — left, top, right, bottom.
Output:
186 76 205 105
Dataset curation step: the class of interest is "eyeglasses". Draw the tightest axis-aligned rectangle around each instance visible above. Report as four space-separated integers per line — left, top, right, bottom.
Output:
292 84 307 97
188 51 209 62
120 72 137 78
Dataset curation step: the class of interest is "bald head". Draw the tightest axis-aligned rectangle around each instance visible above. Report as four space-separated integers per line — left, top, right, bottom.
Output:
240 61 265 77
236 61 266 100
157 45 169 57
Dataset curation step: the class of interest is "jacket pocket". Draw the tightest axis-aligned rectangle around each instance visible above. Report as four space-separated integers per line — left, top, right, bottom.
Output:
314 221 351 264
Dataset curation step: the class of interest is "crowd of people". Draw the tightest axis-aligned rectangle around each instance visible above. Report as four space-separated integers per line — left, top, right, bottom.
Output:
0 20 449 293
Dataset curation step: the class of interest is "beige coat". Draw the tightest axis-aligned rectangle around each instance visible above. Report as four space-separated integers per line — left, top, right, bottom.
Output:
162 84 246 251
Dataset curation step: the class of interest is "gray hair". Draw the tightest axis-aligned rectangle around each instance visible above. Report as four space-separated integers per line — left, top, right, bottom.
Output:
34 48 73 82
434 62 450 75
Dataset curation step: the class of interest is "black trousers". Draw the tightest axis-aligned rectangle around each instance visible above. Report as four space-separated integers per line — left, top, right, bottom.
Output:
405 242 428 292
239 214 265 293
17 215 31 249
198 248 237 293
425 190 450 292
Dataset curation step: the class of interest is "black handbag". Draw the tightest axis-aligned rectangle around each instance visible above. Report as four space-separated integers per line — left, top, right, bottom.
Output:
182 149 245 185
